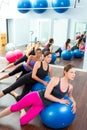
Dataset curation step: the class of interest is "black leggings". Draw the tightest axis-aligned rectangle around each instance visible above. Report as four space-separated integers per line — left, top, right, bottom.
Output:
55 47 62 56
9 64 30 79
14 55 28 65
2 73 37 101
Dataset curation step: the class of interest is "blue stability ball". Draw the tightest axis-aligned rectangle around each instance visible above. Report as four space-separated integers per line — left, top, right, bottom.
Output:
32 0 48 14
17 0 31 13
31 76 50 91
40 96 76 129
50 53 57 63
52 0 70 13
61 50 73 60
73 49 84 58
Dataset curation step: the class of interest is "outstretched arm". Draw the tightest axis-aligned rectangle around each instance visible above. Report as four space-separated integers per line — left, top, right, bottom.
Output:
68 84 76 113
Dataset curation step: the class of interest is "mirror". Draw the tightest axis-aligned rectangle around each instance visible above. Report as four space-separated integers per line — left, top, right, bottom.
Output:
0 18 87 70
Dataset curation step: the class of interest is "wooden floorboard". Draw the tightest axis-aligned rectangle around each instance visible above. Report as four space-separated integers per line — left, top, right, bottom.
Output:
0 50 87 130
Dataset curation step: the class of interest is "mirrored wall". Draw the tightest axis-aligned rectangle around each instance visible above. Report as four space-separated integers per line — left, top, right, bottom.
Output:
0 18 87 69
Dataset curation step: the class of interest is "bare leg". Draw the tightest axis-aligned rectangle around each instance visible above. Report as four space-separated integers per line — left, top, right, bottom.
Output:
0 107 12 118
0 92 5 98
10 91 19 99
0 74 9 81
0 63 14 73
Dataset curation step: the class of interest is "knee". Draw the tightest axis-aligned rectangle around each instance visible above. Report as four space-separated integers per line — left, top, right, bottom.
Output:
20 117 28 125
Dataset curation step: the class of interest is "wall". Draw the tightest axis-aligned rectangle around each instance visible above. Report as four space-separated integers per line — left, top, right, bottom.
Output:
0 0 87 20
0 19 6 33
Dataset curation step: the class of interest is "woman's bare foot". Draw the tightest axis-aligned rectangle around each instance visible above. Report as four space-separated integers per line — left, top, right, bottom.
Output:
0 69 5 73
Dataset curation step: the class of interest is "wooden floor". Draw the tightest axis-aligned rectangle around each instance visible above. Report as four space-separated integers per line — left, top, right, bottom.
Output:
0 50 87 130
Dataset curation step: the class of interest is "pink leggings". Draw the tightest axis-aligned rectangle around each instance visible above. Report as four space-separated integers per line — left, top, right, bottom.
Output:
10 92 44 125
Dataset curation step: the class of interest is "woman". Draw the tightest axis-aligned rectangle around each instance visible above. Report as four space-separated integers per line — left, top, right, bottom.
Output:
71 38 83 51
55 38 71 57
42 38 54 54
0 48 42 81
0 41 40 73
0 64 76 125
80 31 86 43
0 51 52 101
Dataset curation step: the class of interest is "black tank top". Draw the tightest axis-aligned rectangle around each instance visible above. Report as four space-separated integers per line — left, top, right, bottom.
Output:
28 61 49 84
39 79 69 106
36 61 49 79
29 47 35 55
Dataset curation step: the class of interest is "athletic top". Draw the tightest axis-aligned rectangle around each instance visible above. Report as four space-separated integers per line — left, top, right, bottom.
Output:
29 47 35 56
39 79 69 106
23 61 49 86
36 61 49 79
23 60 35 72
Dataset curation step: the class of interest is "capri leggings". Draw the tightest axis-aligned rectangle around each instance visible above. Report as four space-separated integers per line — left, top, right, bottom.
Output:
2 73 37 101
14 55 27 65
10 92 44 125
9 64 31 78
2 61 49 101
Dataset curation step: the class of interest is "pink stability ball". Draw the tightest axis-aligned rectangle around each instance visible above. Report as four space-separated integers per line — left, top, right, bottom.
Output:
81 45 85 51
14 50 23 59
6 51 17 63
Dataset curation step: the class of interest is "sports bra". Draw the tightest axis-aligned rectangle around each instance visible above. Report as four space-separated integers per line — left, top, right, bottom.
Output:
39 79 69 106
23 60 35 72
36 61 49 79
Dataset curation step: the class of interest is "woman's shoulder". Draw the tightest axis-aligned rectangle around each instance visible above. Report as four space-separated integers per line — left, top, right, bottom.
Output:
28 55 34 59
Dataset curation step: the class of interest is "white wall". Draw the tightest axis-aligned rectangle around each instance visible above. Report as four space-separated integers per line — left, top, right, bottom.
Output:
53 19 69 46
0 19 6 33
0 0 87 20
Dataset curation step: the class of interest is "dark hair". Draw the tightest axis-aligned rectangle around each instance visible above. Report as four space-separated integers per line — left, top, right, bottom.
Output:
49 38 54 43
64 64 75 72
77 38 83 47
35 41 40 44
65 38 71 49
43 51 52 57
35 48 42 52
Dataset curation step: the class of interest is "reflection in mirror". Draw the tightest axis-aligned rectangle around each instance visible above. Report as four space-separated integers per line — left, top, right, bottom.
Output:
0 18 87 70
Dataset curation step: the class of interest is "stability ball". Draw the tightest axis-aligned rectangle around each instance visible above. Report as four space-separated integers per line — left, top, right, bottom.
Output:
32 0 48 14
32 76 50 91
17 0 31 13
6 51 17 63
40 96 76 129
81 45 85 51
52 0 70 13
14 50 23 60
5 43 15 52
76 34 80 40
73 49 84 58
61 50 73 60
50 53 57 63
